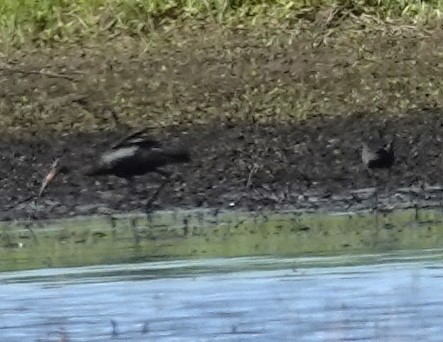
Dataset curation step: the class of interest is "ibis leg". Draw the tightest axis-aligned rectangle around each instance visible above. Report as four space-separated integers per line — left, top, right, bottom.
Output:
128 177 136 193
387 168 392 203
373 176 378 211
145 177 169 213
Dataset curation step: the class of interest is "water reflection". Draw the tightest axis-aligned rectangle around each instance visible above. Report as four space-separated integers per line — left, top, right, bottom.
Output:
0 250 443 341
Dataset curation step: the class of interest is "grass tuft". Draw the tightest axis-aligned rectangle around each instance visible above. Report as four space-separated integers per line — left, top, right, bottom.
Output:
1 1 443 131
0 0 442 46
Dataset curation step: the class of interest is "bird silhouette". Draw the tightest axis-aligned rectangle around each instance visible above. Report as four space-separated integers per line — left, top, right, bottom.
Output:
38 128 191 209
362 139 395 170
82 129 190 179
361 138 395 207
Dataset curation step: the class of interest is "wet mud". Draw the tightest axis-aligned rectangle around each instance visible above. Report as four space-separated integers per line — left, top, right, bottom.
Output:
2 110 443 220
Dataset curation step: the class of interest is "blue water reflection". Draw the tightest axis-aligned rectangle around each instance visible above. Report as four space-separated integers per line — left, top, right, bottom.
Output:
0 251 442 341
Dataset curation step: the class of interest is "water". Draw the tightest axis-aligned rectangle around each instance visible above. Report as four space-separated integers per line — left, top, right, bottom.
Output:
1 250 443 341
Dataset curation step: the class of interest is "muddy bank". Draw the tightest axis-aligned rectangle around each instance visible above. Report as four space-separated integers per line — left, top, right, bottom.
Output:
1 25 443 134
2 110 443 221
2 23 443 221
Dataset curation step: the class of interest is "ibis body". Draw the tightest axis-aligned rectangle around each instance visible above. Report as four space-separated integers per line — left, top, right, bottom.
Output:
361 140 395 170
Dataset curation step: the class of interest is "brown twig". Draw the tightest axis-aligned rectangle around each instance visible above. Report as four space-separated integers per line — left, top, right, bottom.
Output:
0 65 79 81
38 159 60 198
246 163 260 188
6 194 35 210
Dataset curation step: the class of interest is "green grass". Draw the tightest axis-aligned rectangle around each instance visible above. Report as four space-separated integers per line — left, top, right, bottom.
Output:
0 0 443 46
0 0 442 130
2 208 443 272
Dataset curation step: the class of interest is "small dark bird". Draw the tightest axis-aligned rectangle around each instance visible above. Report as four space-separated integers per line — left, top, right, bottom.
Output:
361 138 395 207
38 128 191 203
362 139 395 170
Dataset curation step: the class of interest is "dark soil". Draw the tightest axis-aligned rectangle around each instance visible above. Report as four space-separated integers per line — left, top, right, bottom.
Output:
2 24 443 221
2 109 443 221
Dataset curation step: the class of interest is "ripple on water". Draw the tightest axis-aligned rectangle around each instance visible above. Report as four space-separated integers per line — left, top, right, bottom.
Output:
0 251 443 341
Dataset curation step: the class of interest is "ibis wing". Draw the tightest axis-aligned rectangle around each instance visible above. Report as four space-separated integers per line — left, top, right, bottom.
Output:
100 146 140 169
109 128 152 150
93 146 165 176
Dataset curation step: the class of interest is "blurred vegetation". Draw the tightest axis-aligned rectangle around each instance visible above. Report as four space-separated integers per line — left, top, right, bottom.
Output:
0 0 442 132
0 0 442 46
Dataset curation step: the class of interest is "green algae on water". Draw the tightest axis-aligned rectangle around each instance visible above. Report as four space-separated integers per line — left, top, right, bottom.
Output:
1 208 443 272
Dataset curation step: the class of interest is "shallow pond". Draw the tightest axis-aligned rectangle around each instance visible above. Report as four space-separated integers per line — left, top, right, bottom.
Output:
1 249 443 341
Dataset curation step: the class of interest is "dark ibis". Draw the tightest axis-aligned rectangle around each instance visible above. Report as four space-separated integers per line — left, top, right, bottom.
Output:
38 128 191 209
